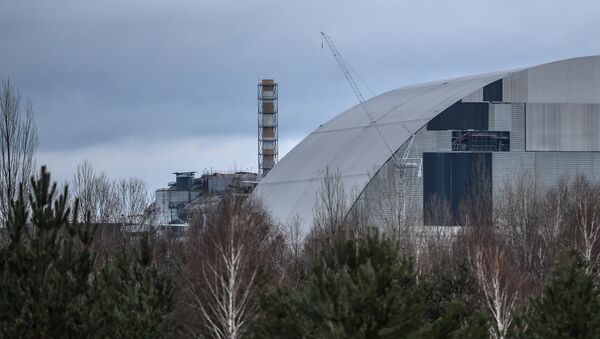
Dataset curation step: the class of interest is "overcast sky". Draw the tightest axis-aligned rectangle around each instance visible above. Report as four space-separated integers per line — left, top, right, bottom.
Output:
1 0 598 191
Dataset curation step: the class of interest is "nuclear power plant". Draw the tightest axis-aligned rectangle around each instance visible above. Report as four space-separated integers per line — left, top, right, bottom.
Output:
255 56 600 231
154 79 279 227
154 56 600 232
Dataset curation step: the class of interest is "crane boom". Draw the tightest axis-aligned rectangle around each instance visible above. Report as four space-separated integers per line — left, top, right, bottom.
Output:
320 32 397 160
320 32 423 223
320 32 368 108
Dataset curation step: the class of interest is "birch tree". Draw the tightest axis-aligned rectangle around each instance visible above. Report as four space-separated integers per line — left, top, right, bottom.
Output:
568 176 600 274
0 80 37 223
471 237 522 339
495 174 543 276
179 197 284 338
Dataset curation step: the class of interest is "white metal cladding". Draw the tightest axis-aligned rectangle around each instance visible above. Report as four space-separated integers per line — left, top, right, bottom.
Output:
490 104 512 131
502 71 528 102
534 152 600 188
254 56 600 230
254 71 512 229
462 87 483 102
491 152 535 198
511 103 526 151
526 103 600 151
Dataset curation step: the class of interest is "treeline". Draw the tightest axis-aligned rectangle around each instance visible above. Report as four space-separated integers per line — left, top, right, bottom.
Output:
5 166 600 338
168 173 600 338
0 167 172 338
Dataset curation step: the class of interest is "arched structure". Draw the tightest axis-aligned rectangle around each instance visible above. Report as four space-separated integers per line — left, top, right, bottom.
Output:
254 56 600 230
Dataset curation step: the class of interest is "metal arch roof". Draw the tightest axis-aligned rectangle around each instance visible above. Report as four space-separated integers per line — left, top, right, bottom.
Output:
253 62 550 230
254 70 516 229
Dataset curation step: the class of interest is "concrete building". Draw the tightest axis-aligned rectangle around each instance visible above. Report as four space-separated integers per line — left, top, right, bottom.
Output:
255 56 600 231
156 171 257 225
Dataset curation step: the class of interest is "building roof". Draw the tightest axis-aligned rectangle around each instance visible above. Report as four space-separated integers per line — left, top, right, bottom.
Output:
254 56 600 230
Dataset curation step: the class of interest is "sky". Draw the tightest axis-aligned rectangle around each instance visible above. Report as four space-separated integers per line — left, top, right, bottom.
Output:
1 0 599 192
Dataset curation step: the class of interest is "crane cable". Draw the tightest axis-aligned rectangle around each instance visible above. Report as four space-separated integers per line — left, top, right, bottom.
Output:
320 32 400 165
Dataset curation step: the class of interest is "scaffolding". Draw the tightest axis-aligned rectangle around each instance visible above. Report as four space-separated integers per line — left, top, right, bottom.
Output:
451 130 510 152
258 79 278 180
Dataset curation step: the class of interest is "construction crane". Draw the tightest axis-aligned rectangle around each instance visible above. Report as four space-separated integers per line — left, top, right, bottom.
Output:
320 32 421 175
320 32 396 158
320 32 422 223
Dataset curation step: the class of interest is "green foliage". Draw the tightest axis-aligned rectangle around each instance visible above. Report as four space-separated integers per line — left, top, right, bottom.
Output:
519 253 600 338
422 258 478 322
0 166 173 338
253 233 424 338
88 235 173 338
253 233 487 338
414 301 488 339
0 166 95 337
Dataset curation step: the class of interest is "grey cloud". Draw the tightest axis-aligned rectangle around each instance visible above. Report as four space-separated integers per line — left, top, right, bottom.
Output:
1 0 599 155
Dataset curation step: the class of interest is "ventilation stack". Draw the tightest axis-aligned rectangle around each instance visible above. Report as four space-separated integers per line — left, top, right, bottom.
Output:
258 79 278 180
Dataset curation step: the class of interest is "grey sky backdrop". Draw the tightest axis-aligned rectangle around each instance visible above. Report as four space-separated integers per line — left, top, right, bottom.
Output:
1 0 598 192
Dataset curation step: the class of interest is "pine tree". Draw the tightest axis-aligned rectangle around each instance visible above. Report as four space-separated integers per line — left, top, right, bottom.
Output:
521 253 600 338
414 301 488 339
0 166 173 338
253 232 428 338
0 166 95 337
88 235 173 338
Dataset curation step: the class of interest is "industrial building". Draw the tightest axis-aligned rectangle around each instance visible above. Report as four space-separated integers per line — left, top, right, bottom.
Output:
155 171 257 225
154 78 278 227
255 56 600 230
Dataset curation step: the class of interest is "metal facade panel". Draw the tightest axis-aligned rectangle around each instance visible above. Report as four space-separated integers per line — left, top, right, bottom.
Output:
526 103 600 151
416 128 437 153
437 131 452 152
511 103 526 151
462 88 483 102
527 57 600 103
490 104 512 131
355 151 423 228
534 152 599 188
491 152 535 197
423 152 492 223
502 71 528 102
483 80 503 101
427 102 489 130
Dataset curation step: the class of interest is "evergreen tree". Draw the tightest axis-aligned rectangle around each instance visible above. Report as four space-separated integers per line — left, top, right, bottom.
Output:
88 235 173 338
0 166 173 338
254 233 427 338
422 257 478 322
0 166 95 337
414 301 488 339
520 253 600 338
254 231 490 338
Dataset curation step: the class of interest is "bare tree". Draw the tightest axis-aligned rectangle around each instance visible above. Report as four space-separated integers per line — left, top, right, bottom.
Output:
283 215 305 286
424 193 453 226
114 177 154 229
0 80 38 222
458 157 493 228
468 231 523 339
72 161 112 223
567 176 600 273
533 178 570 281
313 167 348 234
178 197 284 338
495 173 543 276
